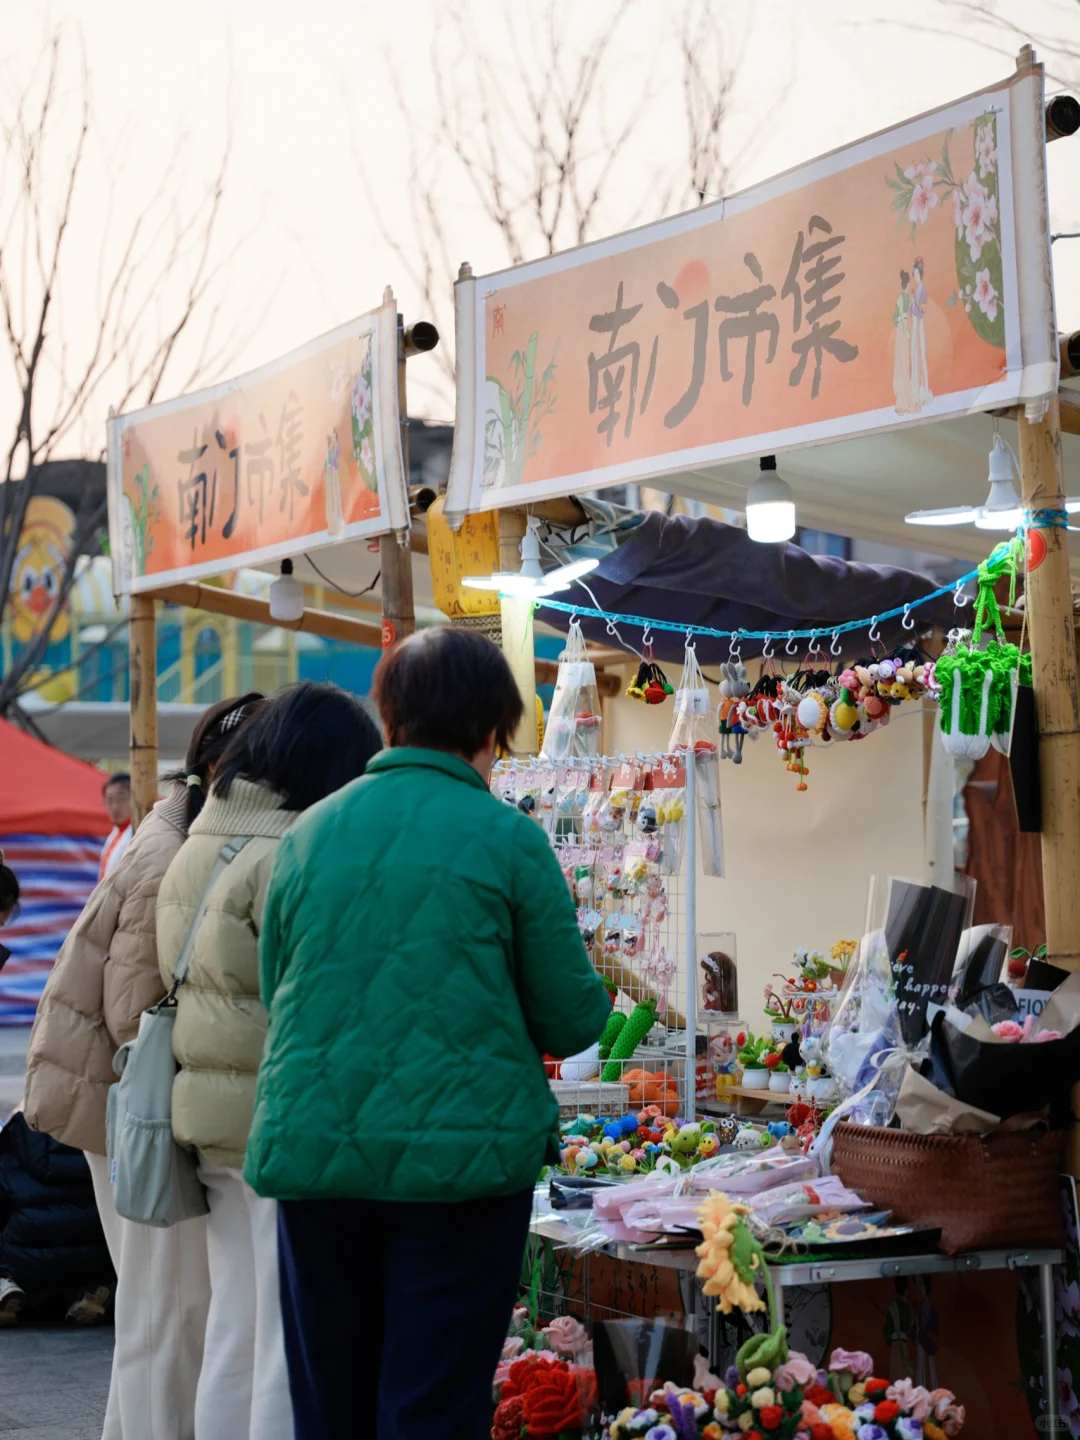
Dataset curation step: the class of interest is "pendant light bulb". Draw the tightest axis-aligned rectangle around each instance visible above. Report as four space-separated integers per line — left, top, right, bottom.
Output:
746 455 796 543
269 558 304 622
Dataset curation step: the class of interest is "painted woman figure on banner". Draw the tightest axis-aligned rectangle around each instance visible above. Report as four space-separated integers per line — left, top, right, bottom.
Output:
892 269 921 415
910 256 933 405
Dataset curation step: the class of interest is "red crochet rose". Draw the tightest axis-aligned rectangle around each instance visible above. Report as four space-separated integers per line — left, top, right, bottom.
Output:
758 1405 784 1431
501 1356 569 1401
805 1384 834 1407
491 1394 525 1440
865 1378 890 1398
810 1427 835 1440
522 1364 592 1437
875 1399 901 1424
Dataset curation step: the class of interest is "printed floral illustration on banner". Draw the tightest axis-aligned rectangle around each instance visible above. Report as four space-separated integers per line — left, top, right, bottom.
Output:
483 330 559 489
886 110 1005 352
119 463 161 591
349 332 377 493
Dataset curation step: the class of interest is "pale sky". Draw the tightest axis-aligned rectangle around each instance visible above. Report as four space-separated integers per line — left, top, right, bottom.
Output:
2 0 1079 451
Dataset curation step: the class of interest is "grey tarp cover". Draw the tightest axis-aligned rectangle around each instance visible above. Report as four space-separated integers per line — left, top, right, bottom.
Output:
538 513 963 664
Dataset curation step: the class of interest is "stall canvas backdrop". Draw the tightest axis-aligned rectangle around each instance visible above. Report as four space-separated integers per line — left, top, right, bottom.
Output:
448 73 1057 516
107 302 409 594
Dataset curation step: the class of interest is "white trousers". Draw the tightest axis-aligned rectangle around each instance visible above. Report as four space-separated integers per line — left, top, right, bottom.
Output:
86 1151 211 1440
195 1155 294 1440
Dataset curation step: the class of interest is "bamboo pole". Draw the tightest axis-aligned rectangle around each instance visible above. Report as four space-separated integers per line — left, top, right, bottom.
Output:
128 594 158 830
1017 393 1080 972
379 299 416 650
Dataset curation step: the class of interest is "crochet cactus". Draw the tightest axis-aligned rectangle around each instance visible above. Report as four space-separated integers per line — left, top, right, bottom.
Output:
598 1009 628 1061
600 998 658 1082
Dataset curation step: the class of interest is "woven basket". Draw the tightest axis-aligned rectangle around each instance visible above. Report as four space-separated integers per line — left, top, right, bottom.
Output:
831 1121 1066 1254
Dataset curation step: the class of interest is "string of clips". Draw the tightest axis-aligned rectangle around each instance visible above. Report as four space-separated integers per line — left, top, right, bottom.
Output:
536 562 984 651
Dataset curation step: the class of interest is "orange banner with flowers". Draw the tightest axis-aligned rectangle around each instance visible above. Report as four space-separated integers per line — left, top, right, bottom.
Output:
447 73 1056 517
107 305 408 594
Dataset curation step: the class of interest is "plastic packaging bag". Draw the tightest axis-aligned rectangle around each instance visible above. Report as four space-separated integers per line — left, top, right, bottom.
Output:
668 645 723 877
541 619 603 761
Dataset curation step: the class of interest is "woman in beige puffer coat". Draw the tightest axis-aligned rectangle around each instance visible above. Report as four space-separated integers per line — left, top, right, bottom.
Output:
24 693 263 1440
156 681 381 1440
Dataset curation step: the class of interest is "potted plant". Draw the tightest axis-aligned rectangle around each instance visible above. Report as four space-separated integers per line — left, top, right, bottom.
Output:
764 1048 791 1093
763 976 800 1042
829 937 858 989
737 1032 771 1089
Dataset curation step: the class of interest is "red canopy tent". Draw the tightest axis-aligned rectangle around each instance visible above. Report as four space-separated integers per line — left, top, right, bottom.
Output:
0 719 110 1023
0 718 113 836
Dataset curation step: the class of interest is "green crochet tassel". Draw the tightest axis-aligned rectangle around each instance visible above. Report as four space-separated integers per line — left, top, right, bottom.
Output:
600 998 657 1082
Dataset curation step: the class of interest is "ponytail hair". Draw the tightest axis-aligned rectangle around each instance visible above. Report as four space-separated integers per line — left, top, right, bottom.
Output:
169 693 265 829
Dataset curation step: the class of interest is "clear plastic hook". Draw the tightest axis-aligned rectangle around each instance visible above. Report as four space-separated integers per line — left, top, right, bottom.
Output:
762 633 775 660
902 604 916 631
641 623 653 649
785 630 798 655
830 630 842 656
868 615 882 644
728 630 742 660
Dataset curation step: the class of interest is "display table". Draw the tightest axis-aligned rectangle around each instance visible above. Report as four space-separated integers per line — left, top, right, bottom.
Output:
529 1207 1064 1432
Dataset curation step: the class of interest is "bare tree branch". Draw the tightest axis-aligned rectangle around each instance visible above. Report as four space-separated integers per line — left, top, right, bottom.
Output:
0 22 253 712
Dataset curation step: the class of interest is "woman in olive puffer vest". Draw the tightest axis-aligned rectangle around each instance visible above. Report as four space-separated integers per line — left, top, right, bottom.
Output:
156 681 380 1440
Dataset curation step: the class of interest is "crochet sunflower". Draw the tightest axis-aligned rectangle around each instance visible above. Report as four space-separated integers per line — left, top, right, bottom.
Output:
695 1191 789 1380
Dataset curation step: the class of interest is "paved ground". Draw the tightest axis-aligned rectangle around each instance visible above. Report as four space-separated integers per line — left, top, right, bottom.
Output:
0 1325 113 1438
0 1027 116 1438
0 1026 28 1114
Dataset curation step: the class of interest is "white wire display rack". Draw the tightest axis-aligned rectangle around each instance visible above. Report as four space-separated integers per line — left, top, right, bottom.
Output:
491 746 702 1118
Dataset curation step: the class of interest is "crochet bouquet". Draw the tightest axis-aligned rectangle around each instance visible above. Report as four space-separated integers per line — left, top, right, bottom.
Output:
606 1191 969 1440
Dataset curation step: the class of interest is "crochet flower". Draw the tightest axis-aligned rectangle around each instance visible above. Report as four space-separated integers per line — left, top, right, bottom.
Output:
928 1388 965 1433
829 1348 875 1380
746 1368 772 1389
695 1193 766 1315
751 1387 776 1409
889 1379 933 1420
874 1399 901 1424
543 1315 589 1356
897 1418 925 1440
855 1428 888 1440
491 1394 524 1440
521 1362 593 1436
774 1352 817 1391
819 1402 858 1440
991 1019 1023 1041
758 1404 784 1431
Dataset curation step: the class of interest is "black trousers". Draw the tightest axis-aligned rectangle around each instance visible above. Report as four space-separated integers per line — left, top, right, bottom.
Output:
278 1189 533 1440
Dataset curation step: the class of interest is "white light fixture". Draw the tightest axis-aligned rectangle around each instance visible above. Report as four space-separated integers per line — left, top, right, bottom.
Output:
461 517 599 596
905 434 1080 530
269 558 304 621
745 455 796 543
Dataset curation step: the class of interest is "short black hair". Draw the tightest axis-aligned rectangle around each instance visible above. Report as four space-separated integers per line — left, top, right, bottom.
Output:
373 626 524 757
0 855 19 917
171 693 265 828
213 681 382 811
103 772 131 795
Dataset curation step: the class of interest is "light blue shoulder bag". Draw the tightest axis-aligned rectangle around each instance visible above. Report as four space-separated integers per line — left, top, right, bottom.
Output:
106 837 251 1227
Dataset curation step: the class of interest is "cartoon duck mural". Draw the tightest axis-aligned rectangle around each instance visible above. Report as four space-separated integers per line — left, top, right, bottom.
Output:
8 496 76 644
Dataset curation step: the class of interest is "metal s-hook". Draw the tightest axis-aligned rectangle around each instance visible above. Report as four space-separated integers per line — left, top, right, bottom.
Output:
868 615 882 644
902 604 916 631
785 630 798 655
830 630 842 656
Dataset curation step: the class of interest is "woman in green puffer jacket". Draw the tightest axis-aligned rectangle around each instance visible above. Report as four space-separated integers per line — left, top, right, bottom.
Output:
246 626 612 1440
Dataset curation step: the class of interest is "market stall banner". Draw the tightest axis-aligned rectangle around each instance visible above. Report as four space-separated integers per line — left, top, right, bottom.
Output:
107 303 408 594
447 70 1056 517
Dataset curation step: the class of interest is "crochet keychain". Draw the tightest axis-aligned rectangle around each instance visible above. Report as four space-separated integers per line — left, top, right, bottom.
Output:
935 541 1023 759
